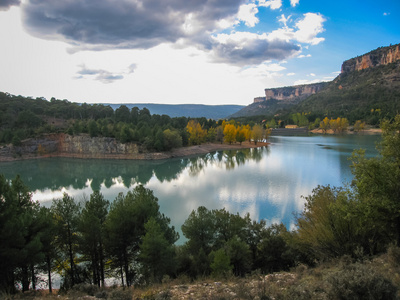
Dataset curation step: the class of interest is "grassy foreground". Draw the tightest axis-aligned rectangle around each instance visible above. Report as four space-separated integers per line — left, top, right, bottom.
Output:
4 247 400 300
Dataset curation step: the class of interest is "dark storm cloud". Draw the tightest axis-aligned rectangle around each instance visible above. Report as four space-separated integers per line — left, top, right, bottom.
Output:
22 0 243 47
20 0 307 65
211 38 301 66
76 65 124 84
0 0 20 11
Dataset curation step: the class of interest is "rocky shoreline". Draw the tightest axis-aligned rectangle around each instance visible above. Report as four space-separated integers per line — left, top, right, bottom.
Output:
0 133 268 162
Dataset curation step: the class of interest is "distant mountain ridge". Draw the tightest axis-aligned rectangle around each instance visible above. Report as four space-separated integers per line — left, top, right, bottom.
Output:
104 103 245 119
231 43 400 120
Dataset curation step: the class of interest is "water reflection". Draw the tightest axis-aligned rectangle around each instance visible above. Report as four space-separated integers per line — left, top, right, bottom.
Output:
0 135 380 242
0 147 267 192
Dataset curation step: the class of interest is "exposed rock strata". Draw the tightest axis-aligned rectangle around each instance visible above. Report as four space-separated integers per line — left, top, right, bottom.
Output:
254 82 327 104
341 43 400 73
0 134 149 161
0 134 267 161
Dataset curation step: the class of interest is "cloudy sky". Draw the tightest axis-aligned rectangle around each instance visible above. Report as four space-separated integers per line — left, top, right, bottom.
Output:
0 0 399 105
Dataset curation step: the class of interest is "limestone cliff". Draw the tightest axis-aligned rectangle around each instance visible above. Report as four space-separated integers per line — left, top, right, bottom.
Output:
341 43 400 73
0 134 164 161
256 82 328 103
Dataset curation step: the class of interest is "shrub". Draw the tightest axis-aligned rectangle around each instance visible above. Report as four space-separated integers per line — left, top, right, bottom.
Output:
67 283 100 297
326 263 397 300
108 287 133 300
387 245 400 267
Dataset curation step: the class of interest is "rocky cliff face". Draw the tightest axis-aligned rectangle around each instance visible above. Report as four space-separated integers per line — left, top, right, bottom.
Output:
341 43 400 73
258 82 327 103
0 134 162 161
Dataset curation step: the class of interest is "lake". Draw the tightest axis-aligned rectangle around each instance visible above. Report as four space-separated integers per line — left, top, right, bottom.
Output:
0 134 380 242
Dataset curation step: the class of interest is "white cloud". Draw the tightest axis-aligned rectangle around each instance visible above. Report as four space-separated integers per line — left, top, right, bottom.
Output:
0 2 329 106
259 0 282 10
294 13 326 45
237 3 259 27
290 0 300 7
287 72 295 76
278 14 291 27
294 78 326 85
383 12 390 16
297 54 311 58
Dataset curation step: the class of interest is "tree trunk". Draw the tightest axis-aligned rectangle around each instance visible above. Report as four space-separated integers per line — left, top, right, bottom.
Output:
120 264 125 287
99 240 105 287
67 225 75 286
47 255 52 294
123 251 130 287
92 256 98 286
21 265 30 292
30 264 36 290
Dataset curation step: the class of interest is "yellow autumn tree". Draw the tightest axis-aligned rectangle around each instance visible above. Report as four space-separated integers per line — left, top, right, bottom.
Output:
223 124 237 144
320 117 330 134
353 120 366 133
236 126 247 145
242 124 252 143
337 117 349 133
186 120 207 145
251 125 264 145
329 118 338 133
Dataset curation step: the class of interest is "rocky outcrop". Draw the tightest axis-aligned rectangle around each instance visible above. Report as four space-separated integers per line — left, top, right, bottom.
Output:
259 82 327 103
341 43 400 73
58 134 142 159
0 134 267 161
0 134 156 161
0 134 59 161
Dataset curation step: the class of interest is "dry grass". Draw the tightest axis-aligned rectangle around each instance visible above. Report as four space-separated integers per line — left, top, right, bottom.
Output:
5 249 400 300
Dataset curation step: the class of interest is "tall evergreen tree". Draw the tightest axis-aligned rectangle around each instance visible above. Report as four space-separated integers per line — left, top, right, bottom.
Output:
139 218 176 282
0 175 44 293
105 185 177 287
79 191 109 287
51 193 81 288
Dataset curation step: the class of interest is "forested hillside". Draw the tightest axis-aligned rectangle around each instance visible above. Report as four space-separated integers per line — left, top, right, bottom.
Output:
296 60 400 123
105 103 245 119
0 92 268 159
232 44 400 124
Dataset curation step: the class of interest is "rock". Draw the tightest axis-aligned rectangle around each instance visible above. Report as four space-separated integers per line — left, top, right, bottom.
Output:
341 43 400 73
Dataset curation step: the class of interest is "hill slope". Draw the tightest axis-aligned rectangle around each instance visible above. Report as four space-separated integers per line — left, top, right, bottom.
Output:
232 43 400 121
297 59 400 122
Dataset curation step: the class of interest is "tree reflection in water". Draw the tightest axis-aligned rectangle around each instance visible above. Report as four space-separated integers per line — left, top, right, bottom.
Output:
0 147 269 193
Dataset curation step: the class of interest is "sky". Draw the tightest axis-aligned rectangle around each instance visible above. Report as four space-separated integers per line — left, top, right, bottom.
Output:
0 0 399 106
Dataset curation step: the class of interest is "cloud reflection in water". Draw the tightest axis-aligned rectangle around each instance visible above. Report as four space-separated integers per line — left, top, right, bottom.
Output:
0 135 381 242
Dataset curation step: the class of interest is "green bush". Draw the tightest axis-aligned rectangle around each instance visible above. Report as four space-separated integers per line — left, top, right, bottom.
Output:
108 287 133 300
326 263 397 300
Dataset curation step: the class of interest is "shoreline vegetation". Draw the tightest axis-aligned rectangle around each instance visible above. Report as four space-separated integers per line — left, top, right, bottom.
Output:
310 127 382 135
0 127 381 163
0 139 269 162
